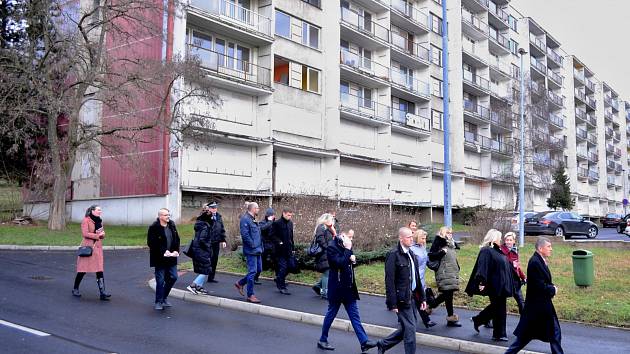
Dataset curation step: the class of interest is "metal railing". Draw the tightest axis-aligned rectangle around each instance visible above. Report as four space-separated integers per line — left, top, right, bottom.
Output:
586 96 596 109
616 163 623 174
340 49 390 80
462 39 486 60
529 35 546 52
587 113 597 126
586 78 596 92
533 129 549 144
574 70 585 83
488 1 509 24
549 135 565 149
588 169 599 181
577 150 588 160
605 109 613 121
547 90 563 106
390 32 430 62
464 132 492 150
490 58 510 76
391 107 431 131
191 0 272 36
546 48 563 65
463 70 490 91
530 81 544 96
463 100 490 120
607 159 616 170
549 113 564 128
488 29 510 50
587 132 597 145
606 144 614 153
340 6 390 43
340 90 390 122
588 151 598 163
548 70 563 85
462 9 488 34
531 105 545 120
605 127 614 138
390 0 429 29
576 127 588 140
574 88 586 102
390 67 430 97
575 107 586 120
607 175 616 186
577 167 588 179
490 110 512 130
491 140 514 155
614 147 622 157
533 154 551 167
530 57 547 73
188 45 271 87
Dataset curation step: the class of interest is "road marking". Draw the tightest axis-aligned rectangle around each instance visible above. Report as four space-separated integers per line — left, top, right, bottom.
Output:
0 319 50 337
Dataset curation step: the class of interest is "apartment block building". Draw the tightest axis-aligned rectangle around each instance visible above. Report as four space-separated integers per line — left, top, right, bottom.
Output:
40 0 629 224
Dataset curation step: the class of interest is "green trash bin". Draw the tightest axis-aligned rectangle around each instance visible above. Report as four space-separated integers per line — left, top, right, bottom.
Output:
571 249 594 287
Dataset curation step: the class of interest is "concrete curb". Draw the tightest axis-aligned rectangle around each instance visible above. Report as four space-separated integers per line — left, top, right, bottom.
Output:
0 245 147 251
148 279 542 354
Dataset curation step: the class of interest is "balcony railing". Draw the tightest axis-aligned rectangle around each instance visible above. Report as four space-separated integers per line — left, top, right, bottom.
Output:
530 57 547 74
391 107 431 131
340 7 389 44
577 167 588 179
549 113 564 128
188 45 271 87
588 151 598 163
531 105 545 120
390 68 430 97
462 10 488 35
530 35 546 52
574 70 585 83
574 88 586 102
488 30 510 50
549 135 565 150
614 147 622 158
488 2 509 24
607 175 616 187
576 128 588 140
577 150 588 160
548 70 563 85
586 78 596 92
607 159 616 170
605 110 613 121
491 140 514 155
490 110 512 130
533 154 551 167
605 127 614 138
390 0 429 29
530 81 545 96
612 99 620 111
340 49 390 80
547 90 563 106
464 132 492 150
588 169 599 181
490 58 510 76
191 0 272 37
587 113 597 126
575 107 586 120
463 71 490 91
533 129 549 144
586 96 596 109
463 100 490 121
587 132 597 145
606 144 615 153
616 163 623 174
340 91 390 122
390 32 430 62
546 48 563 65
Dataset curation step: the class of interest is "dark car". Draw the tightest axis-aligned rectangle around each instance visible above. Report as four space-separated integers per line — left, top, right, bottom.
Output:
524 211 598 239
615 214 630 233
601 213 623 228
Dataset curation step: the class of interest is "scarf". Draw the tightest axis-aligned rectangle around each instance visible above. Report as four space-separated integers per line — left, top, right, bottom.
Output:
89 214 103 231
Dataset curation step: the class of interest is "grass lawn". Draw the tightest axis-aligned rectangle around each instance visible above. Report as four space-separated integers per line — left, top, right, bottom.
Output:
186 244 630 328
0 222 195 246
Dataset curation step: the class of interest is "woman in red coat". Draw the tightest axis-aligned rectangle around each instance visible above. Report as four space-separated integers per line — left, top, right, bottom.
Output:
72 205 111 300
501 232 526 313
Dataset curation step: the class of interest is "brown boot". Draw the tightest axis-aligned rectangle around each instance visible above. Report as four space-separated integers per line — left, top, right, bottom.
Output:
446 314 462 327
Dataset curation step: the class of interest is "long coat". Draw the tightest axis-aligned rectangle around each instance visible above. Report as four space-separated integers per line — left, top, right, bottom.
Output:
465 244 514 298
314 225 334 272
326 237 359 304
513 252 561 342
76 217 104 273
270 217 294 257
428 236 460 291
190 219 213 275
147 219 181 268
207 212 227 244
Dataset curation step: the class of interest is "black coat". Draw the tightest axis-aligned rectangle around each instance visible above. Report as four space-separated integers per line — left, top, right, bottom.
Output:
207 212 227 244
327 237 359 304
190 219 213 275
465 244 514 298
147 219 180 268
384 243 426 310
513 252 560 342
315 225 334 272
270 217 294 257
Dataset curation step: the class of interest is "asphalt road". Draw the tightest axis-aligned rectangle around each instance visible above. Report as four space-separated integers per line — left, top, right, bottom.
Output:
0 250 455 354
454 226 630 242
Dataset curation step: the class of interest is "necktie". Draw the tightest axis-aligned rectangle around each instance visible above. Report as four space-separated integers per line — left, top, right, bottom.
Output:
408 252 416 291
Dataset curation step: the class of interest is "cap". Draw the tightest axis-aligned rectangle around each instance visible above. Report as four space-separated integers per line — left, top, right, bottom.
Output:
206 202 218 208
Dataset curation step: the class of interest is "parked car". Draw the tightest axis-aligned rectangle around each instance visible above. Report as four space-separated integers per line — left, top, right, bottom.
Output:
601 213 623 228
615 214 630 233
493 211 537 232
524 211 598 239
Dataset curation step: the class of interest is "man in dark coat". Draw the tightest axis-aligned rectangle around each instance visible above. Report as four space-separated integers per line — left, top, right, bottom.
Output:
185 208 214 295
376 227 427 354
270 207 295 294
317 230 377 353
257 208 276 284
204 202 227 283
147 208 180 310
505 237 565 354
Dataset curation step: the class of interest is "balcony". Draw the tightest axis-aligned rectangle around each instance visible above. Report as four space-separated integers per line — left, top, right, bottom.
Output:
463 0 490 12
391 107 431 136
390 0 429 33
549 135 566 150
490 82 510 102
588 169 599 182
574 70 585 85
340 91 391 125
577 149 588 161
616 163 623 174
462 39 488 66
490 110 513 132
530 57 547 76
546 48 563 68
614 147 622 158
586 113 597 127
605 127 614 139
487 1 509 28
189 0 273 44
462 10 488 40
588 151 598 163
390 32 430 67
574 88 586 104
547 70 563 88
532 129 549 144
464 131 492 152
549 113 564 129
585 78 596 93
626 111 630 122
491 140 514 157
529 35 546 56
606 144 615 154
607 175 616 188
533 154 551 168
340 49 390 86
530 81 545 97
615 131 622 142
463 71 490 95
547 90 563 108
607 159 616 171
390 67 430 100
575 107 586 122
488 29 510 55
188 45 272 94
489 58 511 79
530 105 545 122
586 96 596 110
577 167 588 180
604 109 614 122
587 132 597 146
576 128 588 141
612 99 620 112
463 100 491 124
340 6 389 49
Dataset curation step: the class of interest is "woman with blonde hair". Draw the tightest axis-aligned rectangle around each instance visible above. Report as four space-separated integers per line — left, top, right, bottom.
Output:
427 226 461 327
501 232 526 313
466 229 514 341
312 213 337 299
410 229 436 328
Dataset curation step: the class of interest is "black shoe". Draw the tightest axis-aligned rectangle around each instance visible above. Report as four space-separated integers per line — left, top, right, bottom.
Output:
154 302 164 310
447 321 462 327
361 340 377 352
423 321 437 329
317 341 335 350
254 280 262 285
72 289 81 297
97 278 111 301
161 300 172 308
376 341 385 354
492 336 509 342
312 285 321 296
208 279 219 283
279 288 291 295
472 317 481 333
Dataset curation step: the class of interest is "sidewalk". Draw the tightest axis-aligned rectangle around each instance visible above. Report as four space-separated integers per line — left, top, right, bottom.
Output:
168 271 629 354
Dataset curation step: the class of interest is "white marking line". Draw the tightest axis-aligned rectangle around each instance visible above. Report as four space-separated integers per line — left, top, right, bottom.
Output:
0 319 50 337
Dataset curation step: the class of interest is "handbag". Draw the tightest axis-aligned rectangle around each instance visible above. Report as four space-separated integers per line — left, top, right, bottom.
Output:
287 253 300 274
182 239 195 257
307 236 323 257
426 258 441 271
77 240 96 257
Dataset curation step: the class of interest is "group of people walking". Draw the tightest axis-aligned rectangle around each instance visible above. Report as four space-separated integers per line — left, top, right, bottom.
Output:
71 204 564 354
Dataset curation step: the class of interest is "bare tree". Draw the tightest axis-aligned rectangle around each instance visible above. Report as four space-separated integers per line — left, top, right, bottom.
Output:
0 0 218 230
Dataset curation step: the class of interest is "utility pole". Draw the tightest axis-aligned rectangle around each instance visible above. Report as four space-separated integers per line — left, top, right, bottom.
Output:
442 0 452 227
518 47 527 247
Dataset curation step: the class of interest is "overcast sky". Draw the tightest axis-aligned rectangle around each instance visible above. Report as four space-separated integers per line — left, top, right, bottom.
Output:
511 0 630 99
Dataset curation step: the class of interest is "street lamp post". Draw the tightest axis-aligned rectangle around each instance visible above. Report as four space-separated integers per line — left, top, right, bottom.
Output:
518 48 527 247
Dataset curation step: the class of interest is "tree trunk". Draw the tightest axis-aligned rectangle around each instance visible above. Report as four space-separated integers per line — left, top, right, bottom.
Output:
47 113 67 231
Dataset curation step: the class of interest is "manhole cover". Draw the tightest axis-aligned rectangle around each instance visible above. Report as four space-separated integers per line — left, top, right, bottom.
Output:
29 275 54 281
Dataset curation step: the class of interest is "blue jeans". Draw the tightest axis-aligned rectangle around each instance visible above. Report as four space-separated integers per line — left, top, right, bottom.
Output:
238 255 262 297
193 274 208 287
315 269 329 297
320 299 369 346
154 265 178 303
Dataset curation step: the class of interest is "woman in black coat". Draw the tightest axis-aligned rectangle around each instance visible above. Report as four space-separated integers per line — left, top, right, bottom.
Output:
186 212 214 295
466 229 514 342
312 213 336 299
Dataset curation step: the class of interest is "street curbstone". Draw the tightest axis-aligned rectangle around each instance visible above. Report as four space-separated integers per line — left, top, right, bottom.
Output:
299 312 325 327
0 245 147 251
416 332 461 351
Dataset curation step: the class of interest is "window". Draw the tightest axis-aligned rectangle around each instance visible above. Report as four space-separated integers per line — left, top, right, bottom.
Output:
189 31 213 67
304 66 320 93
432 109 443 130
302 21 320 49
511 64 520 79
275 10 291 38
430 13 443 34
302 0 321 8
358 87 373 108
431 45 442 66
509 39 519 55
274 56 290 85
432 77 443 97
508 15 518 32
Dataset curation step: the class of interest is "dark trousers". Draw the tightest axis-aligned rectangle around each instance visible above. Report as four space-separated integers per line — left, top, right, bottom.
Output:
275 255 289 289
513 285 525 314
154 265 178 304
474 296 507 338
432 289 455 316
380 305 418 354
208 243 220 280
419 308 432 325
320 299 369 346
505 319 564 354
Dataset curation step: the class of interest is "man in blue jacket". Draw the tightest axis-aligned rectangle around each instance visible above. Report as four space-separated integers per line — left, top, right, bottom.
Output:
235 202 263 303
